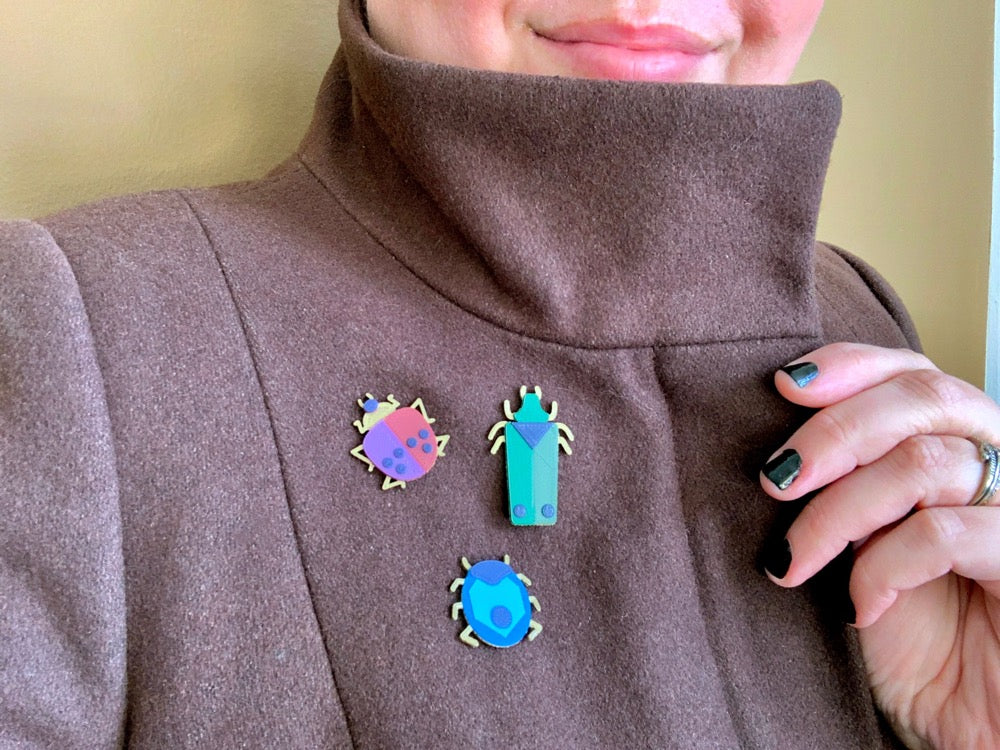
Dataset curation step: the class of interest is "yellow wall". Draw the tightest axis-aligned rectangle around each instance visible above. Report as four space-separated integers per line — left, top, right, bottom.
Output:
0 1 992 386
0 1 338 219
795 4 993 387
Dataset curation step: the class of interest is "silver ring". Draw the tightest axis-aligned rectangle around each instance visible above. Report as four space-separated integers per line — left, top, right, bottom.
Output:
969 440 1000 506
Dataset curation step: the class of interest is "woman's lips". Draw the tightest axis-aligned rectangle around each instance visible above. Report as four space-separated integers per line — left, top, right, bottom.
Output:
534 22 718 82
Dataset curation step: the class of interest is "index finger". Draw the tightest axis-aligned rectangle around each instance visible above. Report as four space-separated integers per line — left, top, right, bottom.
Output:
760 368 1000 499
775 343 935 408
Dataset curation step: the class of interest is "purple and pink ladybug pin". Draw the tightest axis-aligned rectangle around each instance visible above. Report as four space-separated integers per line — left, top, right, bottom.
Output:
350 393 450 490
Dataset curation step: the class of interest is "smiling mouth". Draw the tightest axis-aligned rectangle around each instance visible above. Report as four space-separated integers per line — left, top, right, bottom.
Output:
533 21 719 82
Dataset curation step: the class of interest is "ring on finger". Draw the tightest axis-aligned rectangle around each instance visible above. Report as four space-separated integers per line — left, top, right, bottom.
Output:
969 440 1000 507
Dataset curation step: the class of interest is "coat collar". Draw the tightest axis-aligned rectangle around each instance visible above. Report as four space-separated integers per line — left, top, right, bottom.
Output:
298 0 840 348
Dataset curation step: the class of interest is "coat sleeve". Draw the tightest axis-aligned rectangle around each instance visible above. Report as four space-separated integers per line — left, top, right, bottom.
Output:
818 241 922 352
0 221 126 748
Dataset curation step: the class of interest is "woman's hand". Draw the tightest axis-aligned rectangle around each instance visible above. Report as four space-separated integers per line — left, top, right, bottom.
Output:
759 342 1000 750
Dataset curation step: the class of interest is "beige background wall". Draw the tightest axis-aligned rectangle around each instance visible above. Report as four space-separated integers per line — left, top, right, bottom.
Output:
0 2 992 386
795 4 993 387
0 1 338 219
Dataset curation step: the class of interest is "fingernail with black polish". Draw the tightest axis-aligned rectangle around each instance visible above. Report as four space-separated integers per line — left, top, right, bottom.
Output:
781 361 819 388
763 538 792 580
763 449 802 490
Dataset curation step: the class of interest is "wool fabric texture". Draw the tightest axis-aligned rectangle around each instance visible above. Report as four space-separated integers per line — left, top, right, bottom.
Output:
1 0 917 747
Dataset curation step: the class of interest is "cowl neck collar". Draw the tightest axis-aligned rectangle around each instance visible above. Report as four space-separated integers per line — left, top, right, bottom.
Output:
298 0 841 349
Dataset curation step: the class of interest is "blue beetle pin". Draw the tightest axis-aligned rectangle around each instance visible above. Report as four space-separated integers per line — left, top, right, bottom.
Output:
488 386 574 526
450 554 541 648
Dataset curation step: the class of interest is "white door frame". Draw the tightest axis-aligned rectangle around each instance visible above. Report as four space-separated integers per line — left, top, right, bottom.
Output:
988 2 999 400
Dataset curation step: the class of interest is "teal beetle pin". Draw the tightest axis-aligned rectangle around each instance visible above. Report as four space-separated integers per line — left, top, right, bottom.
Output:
488 386 574 526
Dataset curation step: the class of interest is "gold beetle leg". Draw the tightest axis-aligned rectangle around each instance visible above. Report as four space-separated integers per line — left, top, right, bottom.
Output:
435 434 450 456
527 620 543 641
409 397 434 423
350 444 375 471
459 625 480 648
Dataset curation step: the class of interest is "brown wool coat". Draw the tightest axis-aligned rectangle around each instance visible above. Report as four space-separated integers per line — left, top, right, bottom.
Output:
1 1 917 747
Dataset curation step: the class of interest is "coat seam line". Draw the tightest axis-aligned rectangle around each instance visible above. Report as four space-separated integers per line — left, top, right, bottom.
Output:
648 344 753 749
176 189 359 750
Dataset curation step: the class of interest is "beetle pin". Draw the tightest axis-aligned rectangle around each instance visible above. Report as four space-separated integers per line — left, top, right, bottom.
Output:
350 393 450 490
450 554 542 648
488 386 574 526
